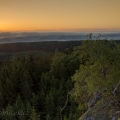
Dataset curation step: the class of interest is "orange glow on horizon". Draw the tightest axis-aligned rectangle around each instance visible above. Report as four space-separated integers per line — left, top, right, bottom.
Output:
0 0 120 32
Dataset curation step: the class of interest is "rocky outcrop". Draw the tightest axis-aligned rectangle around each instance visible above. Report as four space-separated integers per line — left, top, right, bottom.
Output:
88 91 102 108
79 96 120 120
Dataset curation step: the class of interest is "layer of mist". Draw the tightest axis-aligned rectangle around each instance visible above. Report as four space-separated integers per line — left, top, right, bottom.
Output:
0 32 120 44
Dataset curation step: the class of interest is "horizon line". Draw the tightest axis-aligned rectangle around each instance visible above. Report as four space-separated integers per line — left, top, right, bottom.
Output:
0 29 120 33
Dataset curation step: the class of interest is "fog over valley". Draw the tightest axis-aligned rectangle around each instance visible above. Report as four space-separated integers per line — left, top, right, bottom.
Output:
0 32 120 44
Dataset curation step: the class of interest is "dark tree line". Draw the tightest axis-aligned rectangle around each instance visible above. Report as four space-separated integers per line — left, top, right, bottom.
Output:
0 41 82 53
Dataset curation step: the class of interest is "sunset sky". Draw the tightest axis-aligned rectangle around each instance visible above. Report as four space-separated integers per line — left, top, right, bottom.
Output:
0 0 120 32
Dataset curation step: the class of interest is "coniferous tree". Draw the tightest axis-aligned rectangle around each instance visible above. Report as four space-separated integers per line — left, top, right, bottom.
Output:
29 107 40 120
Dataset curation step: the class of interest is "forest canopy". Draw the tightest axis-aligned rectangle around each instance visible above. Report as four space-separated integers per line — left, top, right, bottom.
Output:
0 40 120 120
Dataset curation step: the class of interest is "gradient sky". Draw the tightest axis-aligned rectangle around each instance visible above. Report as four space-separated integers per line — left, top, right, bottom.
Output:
0 0 120 32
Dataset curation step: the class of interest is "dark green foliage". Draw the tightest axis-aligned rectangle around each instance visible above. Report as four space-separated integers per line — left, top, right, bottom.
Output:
71 40 120 119
0 40 119 120
29 107 40 120
0 45 80 120
50 53 80 79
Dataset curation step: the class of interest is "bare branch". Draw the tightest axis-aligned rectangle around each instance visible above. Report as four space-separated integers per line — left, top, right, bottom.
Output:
112 81 120 96
79 81 88 87
108 98 120 107
60 94 69 120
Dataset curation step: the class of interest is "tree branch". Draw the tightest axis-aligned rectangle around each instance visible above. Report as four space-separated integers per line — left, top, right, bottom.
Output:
60 94 69 120
112 81 120 96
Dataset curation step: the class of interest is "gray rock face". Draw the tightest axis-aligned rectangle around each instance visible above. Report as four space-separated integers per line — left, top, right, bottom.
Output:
112 117 118 120
88 91 102 108
80 110 108 120
79 96 120 120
